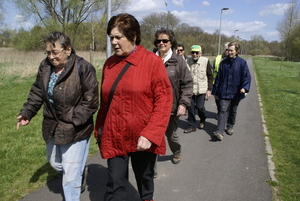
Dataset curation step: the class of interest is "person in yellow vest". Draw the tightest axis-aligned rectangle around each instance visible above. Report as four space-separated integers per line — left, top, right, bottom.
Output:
213 42 229 119
184 45 213 133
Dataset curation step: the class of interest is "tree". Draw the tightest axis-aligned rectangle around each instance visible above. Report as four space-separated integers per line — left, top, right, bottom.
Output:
277 0 300 60
12 0 128 44
0 0 4 27
140 12 180 50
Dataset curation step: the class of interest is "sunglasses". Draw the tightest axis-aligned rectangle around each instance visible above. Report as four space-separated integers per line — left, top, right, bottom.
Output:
177 49 184 52
156 39 170 44
191 51 199 55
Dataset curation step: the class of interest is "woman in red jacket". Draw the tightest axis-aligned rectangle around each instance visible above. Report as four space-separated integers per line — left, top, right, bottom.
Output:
94 13 173 201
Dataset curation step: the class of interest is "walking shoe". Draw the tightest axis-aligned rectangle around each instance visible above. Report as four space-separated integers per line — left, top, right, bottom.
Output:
226 128 233 135
154 171 157 179
171 153 181 164
81 165 89 193
199 121 206 129
214 132 224 141
183 127 197 133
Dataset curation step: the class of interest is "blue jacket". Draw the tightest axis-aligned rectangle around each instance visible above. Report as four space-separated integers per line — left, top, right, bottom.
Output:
212 56 251 99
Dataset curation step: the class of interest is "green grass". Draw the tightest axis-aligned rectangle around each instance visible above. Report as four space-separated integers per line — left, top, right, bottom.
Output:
0 71 102 201
253 57 300 201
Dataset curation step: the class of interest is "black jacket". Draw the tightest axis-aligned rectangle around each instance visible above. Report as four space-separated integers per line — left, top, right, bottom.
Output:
164 51 193 114
19 53 99 145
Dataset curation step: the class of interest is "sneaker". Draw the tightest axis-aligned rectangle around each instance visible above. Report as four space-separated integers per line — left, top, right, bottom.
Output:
183 127 197 133
171 153 181 164
81 166 89 193
226 128 233 135
214 132 223 141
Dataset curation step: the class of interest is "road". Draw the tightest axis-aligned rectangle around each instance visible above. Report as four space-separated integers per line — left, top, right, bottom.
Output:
20 58 272 201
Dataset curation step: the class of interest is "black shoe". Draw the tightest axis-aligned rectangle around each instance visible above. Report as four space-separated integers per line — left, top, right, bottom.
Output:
81 166 89 193
183 127 197 133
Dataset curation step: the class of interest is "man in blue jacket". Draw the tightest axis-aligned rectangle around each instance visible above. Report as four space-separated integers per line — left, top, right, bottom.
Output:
212 42 251 140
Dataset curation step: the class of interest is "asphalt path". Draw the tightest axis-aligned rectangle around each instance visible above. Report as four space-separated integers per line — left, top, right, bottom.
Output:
20 58 272 201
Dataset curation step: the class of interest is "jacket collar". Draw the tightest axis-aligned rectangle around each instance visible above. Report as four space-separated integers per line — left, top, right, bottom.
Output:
106 45 147 68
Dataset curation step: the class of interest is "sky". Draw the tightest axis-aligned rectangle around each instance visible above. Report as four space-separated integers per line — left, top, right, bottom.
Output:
2 0 293 42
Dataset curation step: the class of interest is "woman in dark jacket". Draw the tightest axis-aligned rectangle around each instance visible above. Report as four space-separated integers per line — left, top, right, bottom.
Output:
16 31 98 201
154 28 193 164
212 41 251 140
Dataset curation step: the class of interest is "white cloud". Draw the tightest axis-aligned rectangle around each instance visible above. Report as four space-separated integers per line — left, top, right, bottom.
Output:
259 3 290 16
123 0 166 20
202 1 210 6
172 0 185 7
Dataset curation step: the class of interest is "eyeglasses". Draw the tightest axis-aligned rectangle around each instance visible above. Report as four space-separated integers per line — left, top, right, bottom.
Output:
177 49 184 52
156 39 170 44
191 51 199 55
44 49 65 57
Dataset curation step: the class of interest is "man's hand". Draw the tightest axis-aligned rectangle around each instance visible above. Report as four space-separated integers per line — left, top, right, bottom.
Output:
137 136 152 151
205 90 211 100
16 116 29 130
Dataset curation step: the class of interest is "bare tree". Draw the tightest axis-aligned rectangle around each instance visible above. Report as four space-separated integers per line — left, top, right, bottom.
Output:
12 0 127 35
277 0 300 59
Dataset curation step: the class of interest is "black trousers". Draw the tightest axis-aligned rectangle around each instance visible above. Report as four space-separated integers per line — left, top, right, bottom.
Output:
105 151 157 201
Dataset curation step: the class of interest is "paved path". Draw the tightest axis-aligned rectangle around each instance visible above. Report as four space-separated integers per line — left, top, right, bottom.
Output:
20 58 272 201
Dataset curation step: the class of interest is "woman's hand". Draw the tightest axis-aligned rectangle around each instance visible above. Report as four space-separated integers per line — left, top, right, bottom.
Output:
177 105 186 116
240 88 246 93
137 136 152 151
16 116 30 130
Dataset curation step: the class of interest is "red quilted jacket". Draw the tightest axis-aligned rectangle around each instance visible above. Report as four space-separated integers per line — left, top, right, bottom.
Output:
94 45 173 159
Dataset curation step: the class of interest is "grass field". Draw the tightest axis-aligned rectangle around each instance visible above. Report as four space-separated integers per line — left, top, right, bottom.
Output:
0 48 105 200
253 57 300 201
1 48 300 200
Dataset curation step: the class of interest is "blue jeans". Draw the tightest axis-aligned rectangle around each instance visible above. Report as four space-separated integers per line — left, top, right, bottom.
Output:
46 136 91 201
216 99 240 135
187 94 207 128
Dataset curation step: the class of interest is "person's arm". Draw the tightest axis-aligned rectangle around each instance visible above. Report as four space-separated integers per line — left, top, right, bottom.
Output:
206 60 213 100
17 63 44 129
72 60 99 126
139 57 173 147
178 58 193 109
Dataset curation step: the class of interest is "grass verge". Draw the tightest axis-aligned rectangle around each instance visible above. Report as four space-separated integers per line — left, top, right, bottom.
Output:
253 57 300 201
0 68 102 201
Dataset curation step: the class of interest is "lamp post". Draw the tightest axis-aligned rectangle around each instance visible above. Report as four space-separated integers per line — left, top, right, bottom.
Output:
234 29 239 41
217 8 229 55
106 0 112 58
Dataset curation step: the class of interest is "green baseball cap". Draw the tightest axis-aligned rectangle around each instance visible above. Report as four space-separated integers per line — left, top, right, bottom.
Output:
191 45 202 52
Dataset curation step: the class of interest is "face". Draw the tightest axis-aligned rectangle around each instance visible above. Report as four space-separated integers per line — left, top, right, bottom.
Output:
176 47 184 56
156 34 172 54
191 51 201 60
45 42 71 68
224 46 229 56
110 27 135 56
228 45 238 58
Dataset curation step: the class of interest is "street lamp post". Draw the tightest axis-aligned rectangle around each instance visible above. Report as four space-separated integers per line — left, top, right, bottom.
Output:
106 0 112 58
234 29 239 41
217 8 229 55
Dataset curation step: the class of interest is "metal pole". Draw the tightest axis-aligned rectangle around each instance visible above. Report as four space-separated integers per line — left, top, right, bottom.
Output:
217 8 229 55
106 0 112 59
234 30 239 41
